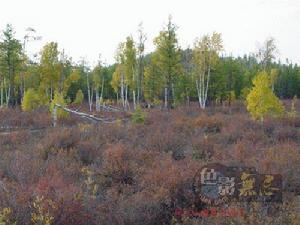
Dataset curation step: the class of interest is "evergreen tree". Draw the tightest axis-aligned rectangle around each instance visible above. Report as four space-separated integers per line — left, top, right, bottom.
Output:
152 16 182 108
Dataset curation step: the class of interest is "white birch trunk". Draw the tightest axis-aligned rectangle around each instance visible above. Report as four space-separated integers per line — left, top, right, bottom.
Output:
86 73 93 112
0 79 3 107
53 105 57 127
95 89 100 112
121 73 125 109
100 78 104 110
6 84 10 107
125 84 129 111
133 90 136 110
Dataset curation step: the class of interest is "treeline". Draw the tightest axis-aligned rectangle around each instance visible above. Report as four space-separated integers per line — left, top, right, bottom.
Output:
0 18 299 111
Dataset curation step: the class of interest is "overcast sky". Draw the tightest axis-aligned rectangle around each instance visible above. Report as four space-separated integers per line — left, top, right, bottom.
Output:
0 0 299 66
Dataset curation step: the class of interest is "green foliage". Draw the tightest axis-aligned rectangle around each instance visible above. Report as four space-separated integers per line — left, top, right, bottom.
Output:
0 24 23 106
192 32 223 108
144 58 164 103
227 90 236 103
39 42 60 99
151 16 182 108
275 63 300 98
21 88 42 112
241 87 251 100
50 91 69 118
63 69 80 97
92 62 103 91
246 71 284 121
73 89 84 104
1 23 300 109
111 64 122 95
131 105 147 124
123 36 137 90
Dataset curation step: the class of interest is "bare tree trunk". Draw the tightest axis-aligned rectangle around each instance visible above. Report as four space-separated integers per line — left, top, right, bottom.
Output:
164 87 168 109
186 88 190 107
196 79 201 108
6 83 11 107
86 73 93 112
204 65 211 108
100 78 104 110
53 105 57 127
172 83 175 107
133 90 136 110
125 84 130 111
196 64 210 109
0 78 4 107
120 72 125 109
95 89 100 112
137 88 140 105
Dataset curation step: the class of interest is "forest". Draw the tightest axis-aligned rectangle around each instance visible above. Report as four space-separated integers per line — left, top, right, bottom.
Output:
0 17 300 225
0 19 299 111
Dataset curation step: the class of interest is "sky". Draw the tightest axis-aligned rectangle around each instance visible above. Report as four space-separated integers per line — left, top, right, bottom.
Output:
0 0 299 66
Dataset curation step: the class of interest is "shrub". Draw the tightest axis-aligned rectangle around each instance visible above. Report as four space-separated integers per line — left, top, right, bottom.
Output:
73 89 84 105
131 106 147 124
287 95 297 118
22 88 42 112
0 207 16 225
102 144 135 186
31 196 55 225
193 114 223 134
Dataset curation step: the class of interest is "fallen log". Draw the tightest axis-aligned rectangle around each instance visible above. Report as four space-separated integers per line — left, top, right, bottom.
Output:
100 104 122 112
54 104 121 125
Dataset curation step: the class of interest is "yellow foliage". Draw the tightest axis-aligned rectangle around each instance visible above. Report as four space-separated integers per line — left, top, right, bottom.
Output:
0 207 16 225
73 89 84 104
31 196 55 225
50 91 69 119
63 69 80 97
246 71 284 121
21 88 42 112
81 167 98 198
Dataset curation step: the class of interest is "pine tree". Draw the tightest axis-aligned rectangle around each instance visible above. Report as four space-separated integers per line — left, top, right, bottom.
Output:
152 15 182 109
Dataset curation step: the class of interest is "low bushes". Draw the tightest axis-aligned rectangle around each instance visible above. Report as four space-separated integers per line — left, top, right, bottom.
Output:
0 103 299 224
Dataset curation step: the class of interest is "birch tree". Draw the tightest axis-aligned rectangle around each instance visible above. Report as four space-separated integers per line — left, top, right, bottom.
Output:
111 64 121 105
136 23 146 104
0 24 23 107
193 32 223 109
80 59 93 112
39 42 60 101
114 43 127 109
257 37 277 71
92 58 104 112
123 36 137 109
